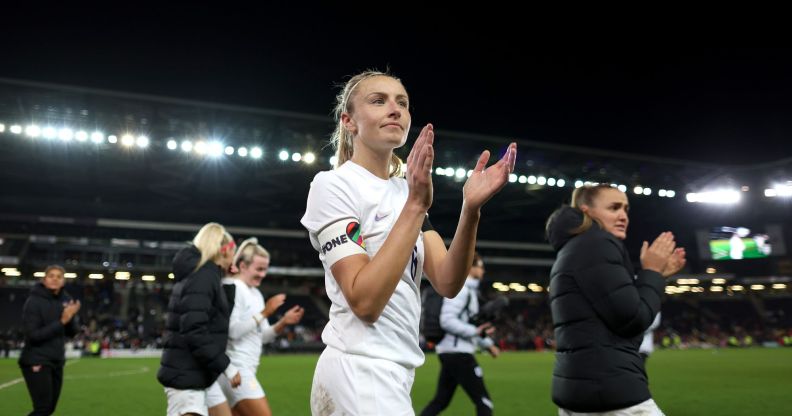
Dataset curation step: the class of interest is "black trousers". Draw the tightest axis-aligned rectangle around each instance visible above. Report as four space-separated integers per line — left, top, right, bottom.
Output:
21 364 64 416
420 352 493 416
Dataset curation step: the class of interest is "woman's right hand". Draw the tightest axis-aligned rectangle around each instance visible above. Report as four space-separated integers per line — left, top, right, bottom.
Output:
60 300 80 324
230 372 242 388
640 232 677 273
263 294 286 318
405 123 435 211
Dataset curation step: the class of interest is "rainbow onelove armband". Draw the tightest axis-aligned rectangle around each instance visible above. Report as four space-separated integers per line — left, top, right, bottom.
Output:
317 218 367 266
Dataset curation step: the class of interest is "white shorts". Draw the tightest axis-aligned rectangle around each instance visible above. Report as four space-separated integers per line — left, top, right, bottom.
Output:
215 366 266 407
164 387 208 416
310 346 416 416
205 381 227 408
559 398 664 416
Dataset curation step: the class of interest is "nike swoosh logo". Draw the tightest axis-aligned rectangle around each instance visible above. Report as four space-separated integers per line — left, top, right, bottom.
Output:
375 213 390 221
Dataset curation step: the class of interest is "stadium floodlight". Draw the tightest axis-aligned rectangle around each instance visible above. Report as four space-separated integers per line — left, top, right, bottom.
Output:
557 179 566 187
659 189 667 197
207 141 223 157
455 168 466 179
121 134 135 147
527 176 537 185
467 170 473 178
634 186 643 195
91 131 105 144
685 190 741 204
194 141 207 155
89 273 104 280
0 123 5 132
434 167 445 176
729 285 744 291
643 187 652 196
25 125 41 138
291 152 302 162
706 267 716 274
108 135 118 143
181 140 193 152
4 271 21 276
142 275 156 282
518 175 527 183
666 190 676 198
10 124 23 134
443 167 453 177
765 184 792 198
537 176 547 185
168 273 175 279
75 130 88 142
712 278 726 284
114 272 130 280
509 174 518 183
547 178 556 187
136 136 150 148
303 152 316 164
238 147 249 157
574 180 583 188
750 284 765 290
279 150 289 161
772 283 787 289
250 147 263 159
329 155 338 166
42 126 57 139
64 273 77 278
58 128 74 141
167 139 178 150
225 146 235 156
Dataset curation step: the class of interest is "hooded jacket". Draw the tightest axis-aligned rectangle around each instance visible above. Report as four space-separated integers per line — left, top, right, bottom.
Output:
547 206 665 412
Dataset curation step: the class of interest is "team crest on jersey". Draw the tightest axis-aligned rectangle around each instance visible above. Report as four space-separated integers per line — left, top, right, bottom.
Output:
346 222 365 248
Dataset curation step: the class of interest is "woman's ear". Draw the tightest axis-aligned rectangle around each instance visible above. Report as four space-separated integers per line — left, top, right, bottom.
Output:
341 112 356 135
580 204 590 214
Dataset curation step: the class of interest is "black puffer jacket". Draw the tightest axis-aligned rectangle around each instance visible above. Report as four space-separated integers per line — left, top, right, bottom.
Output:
19 283 79 367
547 206 665 412
157 245 232 389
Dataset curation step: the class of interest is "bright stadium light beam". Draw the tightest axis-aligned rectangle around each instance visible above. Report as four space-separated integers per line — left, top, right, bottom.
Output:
537 176 547 185
250 147 263 159
686 189 741 204
10 124 22 134
207 141 223 157
181 140 193 152
167 139 178 150
291 152 302 162
25 125 41 138
75 130 88 142
279 150 289 161
237 147 248 157
91 131 105 144
225 146 235 156
108 135 118 144
58 128 74 141
136 136 150 148
303 152 316 164
121 134 135 147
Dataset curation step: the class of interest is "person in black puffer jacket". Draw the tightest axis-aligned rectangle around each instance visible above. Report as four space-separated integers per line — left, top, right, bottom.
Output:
546 184 686 416
157 222 241 416
19 264 81 416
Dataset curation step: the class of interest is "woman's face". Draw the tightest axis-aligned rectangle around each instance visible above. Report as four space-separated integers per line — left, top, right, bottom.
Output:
239 255 270 287
581 188 630 240
342 76 411 153
43 268 65 294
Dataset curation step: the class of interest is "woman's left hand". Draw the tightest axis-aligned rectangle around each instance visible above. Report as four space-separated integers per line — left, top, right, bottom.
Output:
662 247 687 277
462 142 517 210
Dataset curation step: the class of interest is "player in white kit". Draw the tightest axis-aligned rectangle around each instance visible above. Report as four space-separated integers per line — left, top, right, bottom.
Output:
301 70 517 415
206 238 304 416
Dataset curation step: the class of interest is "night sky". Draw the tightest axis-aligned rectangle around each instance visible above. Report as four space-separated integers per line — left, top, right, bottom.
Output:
1 9 788 165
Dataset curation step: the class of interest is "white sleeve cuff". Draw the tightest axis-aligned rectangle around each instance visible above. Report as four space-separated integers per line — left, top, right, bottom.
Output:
223 363 238 379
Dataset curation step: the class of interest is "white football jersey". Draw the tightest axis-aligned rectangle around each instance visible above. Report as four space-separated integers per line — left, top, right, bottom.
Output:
223 277 277 369
301 161 425 369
